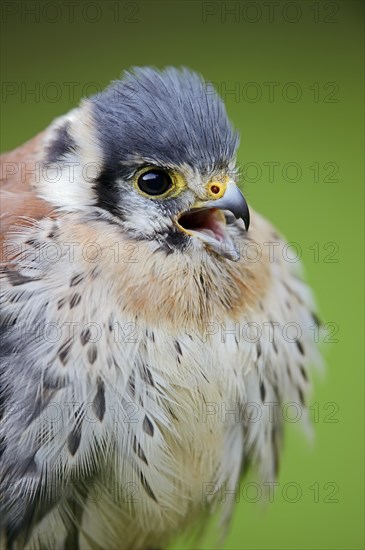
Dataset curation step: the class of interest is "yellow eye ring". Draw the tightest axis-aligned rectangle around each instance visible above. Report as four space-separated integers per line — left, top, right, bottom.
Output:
134 166 186 199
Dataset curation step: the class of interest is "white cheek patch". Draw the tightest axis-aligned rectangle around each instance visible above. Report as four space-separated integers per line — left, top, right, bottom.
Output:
121 193 173 236
123 211 162 235
37 102 104 210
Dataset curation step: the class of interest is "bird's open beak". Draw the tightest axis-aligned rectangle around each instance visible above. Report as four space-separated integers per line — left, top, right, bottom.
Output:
205 182 250 230
176 182 250 262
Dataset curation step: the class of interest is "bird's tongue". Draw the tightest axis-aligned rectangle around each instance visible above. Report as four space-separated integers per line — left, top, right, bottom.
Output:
179 208 226 241
178 208 240 261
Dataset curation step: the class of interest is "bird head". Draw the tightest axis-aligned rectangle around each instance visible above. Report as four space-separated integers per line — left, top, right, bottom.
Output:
39 67 250 261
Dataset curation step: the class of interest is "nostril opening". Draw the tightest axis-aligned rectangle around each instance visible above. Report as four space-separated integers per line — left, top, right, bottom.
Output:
210 185 220 195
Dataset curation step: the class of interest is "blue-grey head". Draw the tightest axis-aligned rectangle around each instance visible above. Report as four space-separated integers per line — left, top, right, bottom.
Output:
43 67 250 261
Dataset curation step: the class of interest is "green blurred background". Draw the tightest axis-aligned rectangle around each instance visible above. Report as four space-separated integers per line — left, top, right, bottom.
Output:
1 1 364 548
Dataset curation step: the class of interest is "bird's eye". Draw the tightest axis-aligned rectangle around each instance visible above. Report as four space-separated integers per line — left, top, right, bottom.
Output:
137 169 173 196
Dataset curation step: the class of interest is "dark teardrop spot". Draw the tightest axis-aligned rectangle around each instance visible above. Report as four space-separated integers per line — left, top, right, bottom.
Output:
299 365 308 381
143 416 154 437
257 341 262 358
93 377 106 421
132 436 148 465
260 381 266 402
127 372 136 399
297 386 305 406
174 340 182 356
70 293 81 309
296 339 305 355
80 328 91 346
70 273 84 287
57 297 67 310
7 271 37 287
141 365 155 387
68 423 82 456
58 340 72 366
87 345 98 365
139 471 157 502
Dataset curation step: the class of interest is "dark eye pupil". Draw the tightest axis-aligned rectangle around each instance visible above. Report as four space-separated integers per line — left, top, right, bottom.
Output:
137 170 172 196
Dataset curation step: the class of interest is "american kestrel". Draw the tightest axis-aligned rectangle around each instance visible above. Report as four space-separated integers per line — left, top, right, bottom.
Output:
0 67 321 549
